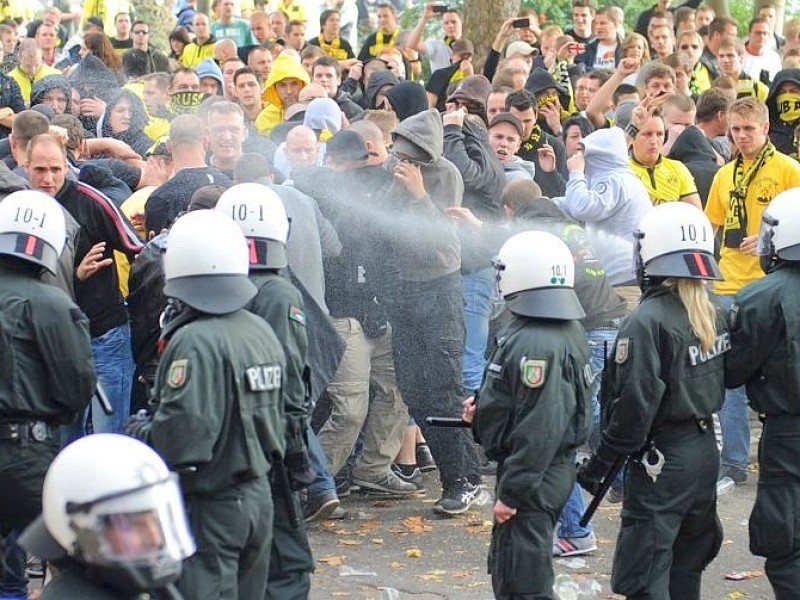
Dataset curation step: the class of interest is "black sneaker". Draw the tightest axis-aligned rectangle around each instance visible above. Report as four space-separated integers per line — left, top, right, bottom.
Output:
416 443 437 472
302 491 340 523
434 478 482 516
392 464 426 494
352 471 418 497
719 465 749 484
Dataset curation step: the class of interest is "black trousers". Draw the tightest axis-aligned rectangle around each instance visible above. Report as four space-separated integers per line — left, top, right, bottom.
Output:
391 273 480 491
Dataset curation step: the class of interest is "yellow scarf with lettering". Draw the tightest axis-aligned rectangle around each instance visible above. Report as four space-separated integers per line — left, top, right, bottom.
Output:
317 35 348 60
777 91 800 123
369 28 399 57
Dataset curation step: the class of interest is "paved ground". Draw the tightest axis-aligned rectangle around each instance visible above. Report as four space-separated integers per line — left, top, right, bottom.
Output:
308 418 773 600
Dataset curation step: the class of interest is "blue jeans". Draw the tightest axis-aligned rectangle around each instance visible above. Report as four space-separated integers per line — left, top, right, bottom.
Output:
462 268 495 394
715 294 751 471
558 327 618 538
307 427 336 497
61 323 134 444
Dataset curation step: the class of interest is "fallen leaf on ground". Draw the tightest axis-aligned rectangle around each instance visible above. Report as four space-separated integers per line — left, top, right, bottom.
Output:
406 547 423 558
318 555 345 566
725 571 764 581
371 538 384 545
372 499 399 508
403 516 433 533
389 561 405 568
451 570 472 578
727 593 748 599
338 539 363 546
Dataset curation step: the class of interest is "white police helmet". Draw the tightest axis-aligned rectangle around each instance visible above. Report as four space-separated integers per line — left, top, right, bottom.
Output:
758 187 800 273
215 183 289 270
494 230 585 320
19 434 195 593
164 209 256 314
0 190 66 274
634 202 721 287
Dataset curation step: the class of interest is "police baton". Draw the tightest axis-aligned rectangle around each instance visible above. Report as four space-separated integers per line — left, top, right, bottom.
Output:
93 383 114 416
424 416 471 428
579 454 626 528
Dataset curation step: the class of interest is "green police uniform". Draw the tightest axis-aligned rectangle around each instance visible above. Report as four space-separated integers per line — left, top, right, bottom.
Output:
150 308 286 600
726 264 800 599
41 563 151 599
475 316 592 599
248 271 315 599
0 262 95 531
598 285 726 599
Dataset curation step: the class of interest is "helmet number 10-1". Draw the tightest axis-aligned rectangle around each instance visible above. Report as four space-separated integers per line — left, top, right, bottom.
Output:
550 264 567 285
14 207 47 228
680 224 707 242
231 204 266 222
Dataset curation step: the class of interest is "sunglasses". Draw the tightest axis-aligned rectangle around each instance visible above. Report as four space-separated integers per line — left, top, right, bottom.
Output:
133 30 149 35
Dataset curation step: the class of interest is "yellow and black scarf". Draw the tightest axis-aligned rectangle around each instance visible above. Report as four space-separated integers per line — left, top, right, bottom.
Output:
317 35 348 60
444 35 456 48
521 124 543 152
369 28 399 57
724 141 775 247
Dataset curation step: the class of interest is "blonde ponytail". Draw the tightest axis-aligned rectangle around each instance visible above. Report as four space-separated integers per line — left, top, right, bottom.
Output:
664 278 718 352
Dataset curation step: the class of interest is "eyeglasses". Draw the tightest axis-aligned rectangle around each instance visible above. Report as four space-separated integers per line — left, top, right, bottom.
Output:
680 44 700 50
133 30 149 35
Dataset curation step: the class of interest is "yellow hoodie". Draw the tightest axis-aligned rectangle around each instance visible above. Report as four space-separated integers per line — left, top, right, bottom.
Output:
254 54 310 136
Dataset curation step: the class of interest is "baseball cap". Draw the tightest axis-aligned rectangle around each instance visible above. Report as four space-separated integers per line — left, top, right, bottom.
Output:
489 112 524 137
326 129 369 162
506 41 537 58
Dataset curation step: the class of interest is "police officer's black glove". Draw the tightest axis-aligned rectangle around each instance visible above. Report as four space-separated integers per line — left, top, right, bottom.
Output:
124 409 153 443
285 447 315 491
577 453 614 497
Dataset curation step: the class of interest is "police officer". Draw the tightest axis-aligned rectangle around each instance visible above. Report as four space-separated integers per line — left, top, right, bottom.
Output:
0 190 95 599
19 434 196 599
140 210 286 600
725 189 800 599
215 183 315 599
578 203 726 599
465 230 592 599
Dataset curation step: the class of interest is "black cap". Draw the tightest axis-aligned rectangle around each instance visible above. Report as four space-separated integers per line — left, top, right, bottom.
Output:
489 112 524 137
85 16 104 30
326 129 369 162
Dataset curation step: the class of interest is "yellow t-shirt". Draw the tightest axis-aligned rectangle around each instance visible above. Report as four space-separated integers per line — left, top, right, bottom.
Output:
706 150 800 295
275 0 306 22
115 187 156 297
629 155 698 205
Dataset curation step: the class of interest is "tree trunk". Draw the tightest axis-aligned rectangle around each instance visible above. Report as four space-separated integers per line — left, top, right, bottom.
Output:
134 0 176 50
462 0 522 70
706 0 730 18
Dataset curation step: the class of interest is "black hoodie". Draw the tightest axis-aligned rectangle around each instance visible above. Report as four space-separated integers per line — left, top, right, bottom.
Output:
364 70 398 109
667 125 720 207
766 68 800 156
385 81 428 122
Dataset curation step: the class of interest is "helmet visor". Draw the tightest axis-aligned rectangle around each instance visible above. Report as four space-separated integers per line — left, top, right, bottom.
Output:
76 475 195 567
757 210 778 257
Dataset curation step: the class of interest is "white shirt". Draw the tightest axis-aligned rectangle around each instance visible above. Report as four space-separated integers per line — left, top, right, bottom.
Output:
742 47 783 84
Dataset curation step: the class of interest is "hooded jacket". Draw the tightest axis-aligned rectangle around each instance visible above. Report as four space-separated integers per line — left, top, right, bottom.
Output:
503 156 537 182
255 54 310 135
385 80 427 121
552 127 652 285
364 70 398 109
99 89 155 158
766 68 800 156
30 74 72 114
384 109 463 282
0 72 24 138
667 125 720 207
179 34 217 68
195 58 224 95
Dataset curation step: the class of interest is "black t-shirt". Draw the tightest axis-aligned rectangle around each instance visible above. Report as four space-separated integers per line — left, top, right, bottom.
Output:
144 167 231 233
425 63 460 113
110 37 133 52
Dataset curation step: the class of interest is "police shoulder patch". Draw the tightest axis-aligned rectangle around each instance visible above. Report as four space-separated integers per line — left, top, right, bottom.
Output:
167 359 189 389
615 338 630 364
520 358 547 388
288 305 306 326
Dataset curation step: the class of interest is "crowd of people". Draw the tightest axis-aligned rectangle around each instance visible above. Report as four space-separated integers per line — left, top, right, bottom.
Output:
2 0 800 597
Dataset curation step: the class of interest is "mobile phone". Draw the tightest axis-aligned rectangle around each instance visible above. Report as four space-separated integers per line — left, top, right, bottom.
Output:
512 18 530 29
431 5 449 14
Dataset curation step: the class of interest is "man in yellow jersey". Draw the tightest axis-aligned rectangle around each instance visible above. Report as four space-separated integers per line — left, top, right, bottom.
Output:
358 2 399 62
705 97 800 485
628 109 702 208
180 13 217 68
718 38 769 102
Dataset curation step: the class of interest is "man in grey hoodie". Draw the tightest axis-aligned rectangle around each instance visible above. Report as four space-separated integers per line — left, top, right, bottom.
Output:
384 108 484 516
552 127 652 301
